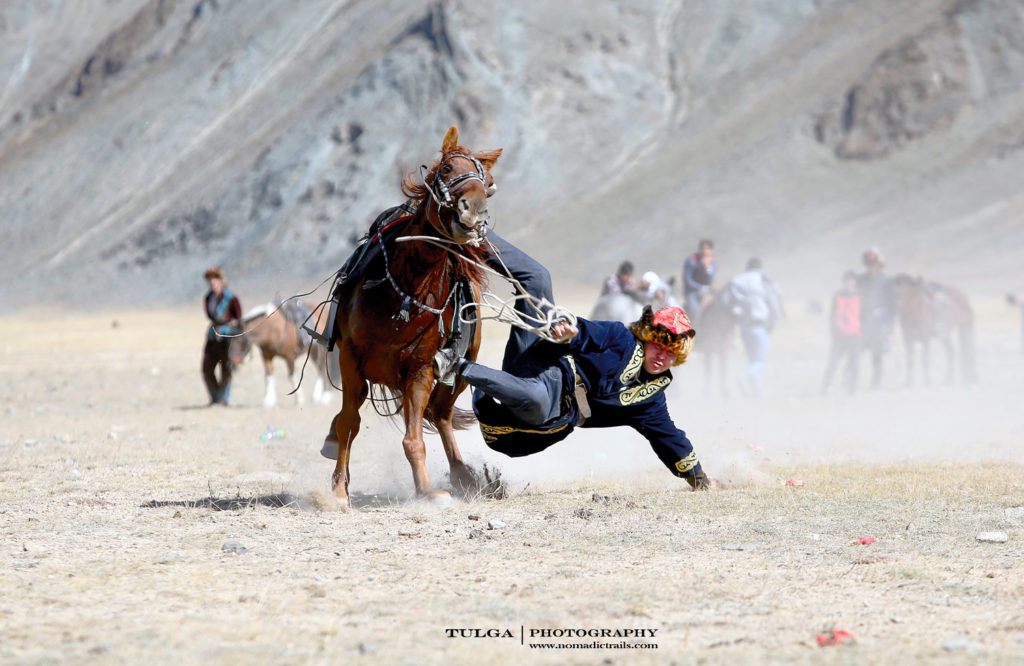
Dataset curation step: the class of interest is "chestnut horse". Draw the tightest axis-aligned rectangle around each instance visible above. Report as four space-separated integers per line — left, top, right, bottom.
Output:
892 274 977 386
324 126 500 503
230 303 334 407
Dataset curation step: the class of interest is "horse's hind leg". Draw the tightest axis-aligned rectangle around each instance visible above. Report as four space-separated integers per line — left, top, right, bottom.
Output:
306 343 332 405
427 383 479 497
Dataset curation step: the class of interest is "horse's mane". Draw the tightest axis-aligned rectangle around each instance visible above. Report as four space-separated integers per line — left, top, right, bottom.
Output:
400 145 501 199
242 302 276 323
399 144 501 284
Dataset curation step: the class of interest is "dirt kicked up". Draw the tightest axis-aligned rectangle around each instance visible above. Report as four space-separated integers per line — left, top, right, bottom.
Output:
1 304 1023 664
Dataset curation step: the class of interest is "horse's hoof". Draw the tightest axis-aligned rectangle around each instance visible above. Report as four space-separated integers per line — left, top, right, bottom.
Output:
320 439 339 460
421 490 453 509
311 489 350 512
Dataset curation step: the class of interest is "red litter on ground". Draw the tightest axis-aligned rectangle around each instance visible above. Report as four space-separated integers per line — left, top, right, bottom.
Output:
786 479 804 487
817 629 855 646
858 537 877 545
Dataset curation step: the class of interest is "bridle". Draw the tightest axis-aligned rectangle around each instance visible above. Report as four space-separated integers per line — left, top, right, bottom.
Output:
418 152 496 242
421 152 490 208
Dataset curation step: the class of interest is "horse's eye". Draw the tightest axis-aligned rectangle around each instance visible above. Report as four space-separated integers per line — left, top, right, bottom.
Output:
441 165 452 175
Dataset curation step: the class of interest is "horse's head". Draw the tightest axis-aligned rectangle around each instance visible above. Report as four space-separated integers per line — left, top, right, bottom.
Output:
227 328 251 367
412 126 502 244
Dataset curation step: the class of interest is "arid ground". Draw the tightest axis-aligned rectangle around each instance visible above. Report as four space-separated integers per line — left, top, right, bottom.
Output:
2 291 1023 665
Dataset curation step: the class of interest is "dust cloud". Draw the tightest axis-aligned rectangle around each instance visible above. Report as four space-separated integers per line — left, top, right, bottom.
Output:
429 244 1024 493
234 241 1023 500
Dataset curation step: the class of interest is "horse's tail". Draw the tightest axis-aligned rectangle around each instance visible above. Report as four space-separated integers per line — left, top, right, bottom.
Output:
450 405 477 430
423 404 478 431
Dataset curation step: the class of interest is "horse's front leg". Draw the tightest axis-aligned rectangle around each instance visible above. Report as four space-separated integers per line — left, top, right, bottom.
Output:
428 382 479 497
330 346 367 502
285 356 304 406
262 352 277 408
403 371 447 501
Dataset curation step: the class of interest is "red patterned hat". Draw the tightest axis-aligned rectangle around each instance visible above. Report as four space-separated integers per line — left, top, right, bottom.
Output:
629 305 696 366
653 306 692 335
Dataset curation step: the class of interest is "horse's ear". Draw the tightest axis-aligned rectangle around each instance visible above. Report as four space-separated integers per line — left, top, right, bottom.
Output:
475 148 502 171
442 126 459 154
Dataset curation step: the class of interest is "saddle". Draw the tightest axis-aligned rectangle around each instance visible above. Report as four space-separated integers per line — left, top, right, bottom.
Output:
304 202 418 351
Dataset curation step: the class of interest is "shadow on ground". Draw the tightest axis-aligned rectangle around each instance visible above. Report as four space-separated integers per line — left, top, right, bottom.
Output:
140 491 402 511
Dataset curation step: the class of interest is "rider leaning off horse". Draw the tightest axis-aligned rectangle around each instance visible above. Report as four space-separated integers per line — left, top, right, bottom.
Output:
326 198 715 490
440 301 716 491
202 265 242 406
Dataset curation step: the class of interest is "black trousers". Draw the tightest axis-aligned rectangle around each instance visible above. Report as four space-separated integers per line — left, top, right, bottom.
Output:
202 337 232 404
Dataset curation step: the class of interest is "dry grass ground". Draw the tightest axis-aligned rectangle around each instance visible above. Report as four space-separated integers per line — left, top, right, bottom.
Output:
2 297 1023 665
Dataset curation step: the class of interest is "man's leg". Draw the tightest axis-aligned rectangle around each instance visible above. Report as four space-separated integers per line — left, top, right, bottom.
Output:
202 339 220 404
461 363 563 426
484 232 555 369
214 340 233 404
821 339 840 394
741 325 770 397
843 337 862 393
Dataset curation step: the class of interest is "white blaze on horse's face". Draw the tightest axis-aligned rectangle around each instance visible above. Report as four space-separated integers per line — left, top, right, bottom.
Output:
445 156 489 243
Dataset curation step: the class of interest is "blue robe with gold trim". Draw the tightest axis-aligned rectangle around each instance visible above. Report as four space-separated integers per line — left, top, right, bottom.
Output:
474 317 703 481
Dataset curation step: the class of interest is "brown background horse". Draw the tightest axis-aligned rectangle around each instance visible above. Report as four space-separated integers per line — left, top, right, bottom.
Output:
892 274 977 386
324 126 500 504
230 303 334 408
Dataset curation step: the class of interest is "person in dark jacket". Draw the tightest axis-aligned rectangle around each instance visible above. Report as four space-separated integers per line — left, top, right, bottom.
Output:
682 239 716 318
438 304 714 490
202 266 242 406
857 248 896 389
821 270 862 394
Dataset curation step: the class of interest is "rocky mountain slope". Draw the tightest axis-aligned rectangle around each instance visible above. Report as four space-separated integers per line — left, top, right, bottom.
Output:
1 0 1022 308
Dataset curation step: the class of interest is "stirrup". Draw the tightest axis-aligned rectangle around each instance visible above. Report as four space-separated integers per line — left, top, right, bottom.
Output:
304 324 331 348
305 296 340 351
433 347 463 387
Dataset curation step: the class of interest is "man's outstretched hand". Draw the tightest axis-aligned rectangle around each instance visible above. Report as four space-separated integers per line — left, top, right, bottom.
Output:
688 470 723 491
550 320 579 343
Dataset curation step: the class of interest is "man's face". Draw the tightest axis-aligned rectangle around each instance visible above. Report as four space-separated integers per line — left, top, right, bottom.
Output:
643 341 676 375
208 277 224 294
699 245 714 266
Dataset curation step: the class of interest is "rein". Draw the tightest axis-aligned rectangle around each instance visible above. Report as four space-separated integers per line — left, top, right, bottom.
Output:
376 225 460 334
393 232 578 343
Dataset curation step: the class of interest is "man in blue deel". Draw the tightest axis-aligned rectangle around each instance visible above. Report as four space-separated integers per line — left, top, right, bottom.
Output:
438 299 715 491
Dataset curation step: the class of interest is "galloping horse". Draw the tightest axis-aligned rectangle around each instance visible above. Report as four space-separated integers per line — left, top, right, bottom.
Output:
892 274 977 386
229 303 334 407
324 126 500 503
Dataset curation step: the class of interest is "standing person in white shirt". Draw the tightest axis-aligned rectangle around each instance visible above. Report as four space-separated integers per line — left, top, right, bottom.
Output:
724 258 784 398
